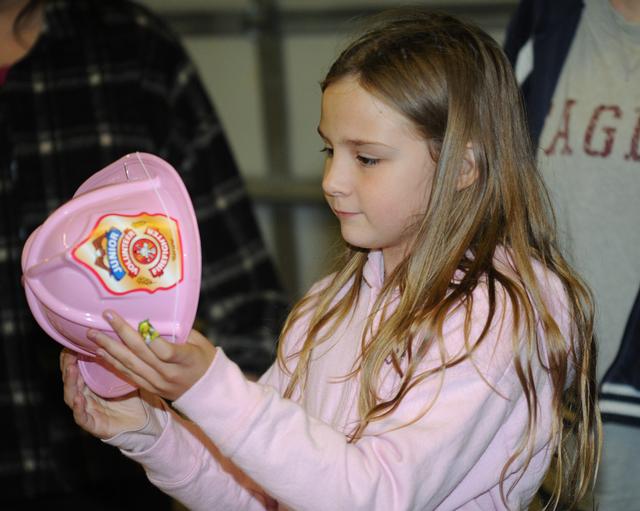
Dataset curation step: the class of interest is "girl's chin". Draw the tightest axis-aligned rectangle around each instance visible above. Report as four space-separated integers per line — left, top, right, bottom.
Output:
339 233 377 251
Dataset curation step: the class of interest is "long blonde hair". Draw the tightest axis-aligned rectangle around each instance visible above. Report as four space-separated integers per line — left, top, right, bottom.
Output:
277 9 600 509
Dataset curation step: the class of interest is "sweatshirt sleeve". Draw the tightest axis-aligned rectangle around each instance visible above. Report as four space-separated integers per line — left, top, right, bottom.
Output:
103 280 328 510
110 359 286 510
121 401 277 510
171 288 558 511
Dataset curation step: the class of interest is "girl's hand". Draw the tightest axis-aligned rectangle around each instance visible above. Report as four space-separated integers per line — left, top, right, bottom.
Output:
88 310 217 401
61 349 148 439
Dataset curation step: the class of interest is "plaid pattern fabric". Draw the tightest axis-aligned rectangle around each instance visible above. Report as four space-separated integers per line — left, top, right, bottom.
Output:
0 0 287 503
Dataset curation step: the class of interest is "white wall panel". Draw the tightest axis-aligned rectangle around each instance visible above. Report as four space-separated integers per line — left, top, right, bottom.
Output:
293 207 342 293
284 34 350 179
283 34 354 292
183 36 267 178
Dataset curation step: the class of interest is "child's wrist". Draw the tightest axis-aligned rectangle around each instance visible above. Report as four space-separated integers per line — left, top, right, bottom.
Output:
105 394 168 453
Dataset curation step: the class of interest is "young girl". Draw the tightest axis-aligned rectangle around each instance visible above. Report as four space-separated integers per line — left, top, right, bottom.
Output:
61 9 600 510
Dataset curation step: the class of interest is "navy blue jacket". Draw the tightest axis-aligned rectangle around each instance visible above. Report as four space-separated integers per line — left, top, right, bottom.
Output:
503 0 584 145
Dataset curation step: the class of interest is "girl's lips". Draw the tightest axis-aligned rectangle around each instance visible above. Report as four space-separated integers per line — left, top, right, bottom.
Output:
334 209 359 218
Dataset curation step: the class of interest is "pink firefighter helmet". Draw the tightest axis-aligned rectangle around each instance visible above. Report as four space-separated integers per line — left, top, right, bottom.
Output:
21 153 202 397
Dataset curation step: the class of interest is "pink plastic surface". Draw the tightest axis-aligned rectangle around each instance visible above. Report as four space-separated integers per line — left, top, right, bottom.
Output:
21 153 202 397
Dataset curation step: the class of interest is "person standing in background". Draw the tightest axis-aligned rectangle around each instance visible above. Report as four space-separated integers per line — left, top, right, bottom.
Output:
0 0 287 508
504 0 640 508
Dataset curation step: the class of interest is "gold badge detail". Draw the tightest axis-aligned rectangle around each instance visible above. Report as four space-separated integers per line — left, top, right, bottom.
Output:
73 213 183 294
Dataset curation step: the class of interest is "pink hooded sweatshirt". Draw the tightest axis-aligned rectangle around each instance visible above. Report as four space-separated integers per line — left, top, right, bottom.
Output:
108 250 570 510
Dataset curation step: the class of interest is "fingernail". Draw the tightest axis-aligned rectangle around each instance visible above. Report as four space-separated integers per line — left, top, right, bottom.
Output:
96 348 106 358
103 310 114 322
87 329 97 340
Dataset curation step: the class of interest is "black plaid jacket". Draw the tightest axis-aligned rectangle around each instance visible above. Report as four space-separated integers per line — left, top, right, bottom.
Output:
0 0 287 503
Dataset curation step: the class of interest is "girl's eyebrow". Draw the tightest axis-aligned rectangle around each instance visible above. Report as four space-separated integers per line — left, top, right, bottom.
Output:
316 126 394 149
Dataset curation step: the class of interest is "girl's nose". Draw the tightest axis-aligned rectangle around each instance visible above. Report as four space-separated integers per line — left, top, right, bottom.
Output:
322 158 350 197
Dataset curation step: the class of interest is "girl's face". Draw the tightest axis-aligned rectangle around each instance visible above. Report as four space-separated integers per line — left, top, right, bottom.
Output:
319 76 436 274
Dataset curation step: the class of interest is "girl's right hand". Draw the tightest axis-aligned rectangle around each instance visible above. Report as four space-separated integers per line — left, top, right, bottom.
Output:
61 349 148 439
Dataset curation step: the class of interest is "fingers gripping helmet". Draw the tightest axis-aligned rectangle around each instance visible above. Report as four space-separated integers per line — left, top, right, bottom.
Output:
21 153 202 397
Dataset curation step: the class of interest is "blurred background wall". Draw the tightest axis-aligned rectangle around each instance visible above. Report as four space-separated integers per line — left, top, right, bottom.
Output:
140 0 518 301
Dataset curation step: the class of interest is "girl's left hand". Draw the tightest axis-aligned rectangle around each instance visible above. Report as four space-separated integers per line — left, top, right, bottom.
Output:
89 310 217 401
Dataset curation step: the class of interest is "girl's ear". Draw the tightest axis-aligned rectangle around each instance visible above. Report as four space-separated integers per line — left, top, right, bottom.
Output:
456 143 479 190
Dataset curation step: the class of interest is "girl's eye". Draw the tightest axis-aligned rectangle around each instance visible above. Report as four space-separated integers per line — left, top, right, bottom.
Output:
357 155 380 167
320 147 334 157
